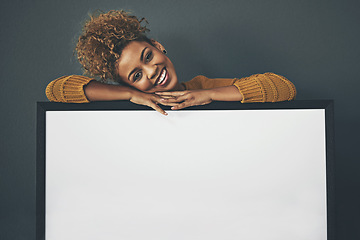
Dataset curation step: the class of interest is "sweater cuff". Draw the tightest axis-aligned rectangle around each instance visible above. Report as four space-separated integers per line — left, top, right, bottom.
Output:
45 75 93 103
233 75 265 103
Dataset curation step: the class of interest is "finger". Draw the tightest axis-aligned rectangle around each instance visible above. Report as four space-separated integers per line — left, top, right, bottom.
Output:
159 98 182 104
156 95 176 99
157 95 181 106
155 91 187 96
171 101 192 110
150 94 172 105
158 101 178 106
148 102 168 116
160 95 189 104
151 95 175 107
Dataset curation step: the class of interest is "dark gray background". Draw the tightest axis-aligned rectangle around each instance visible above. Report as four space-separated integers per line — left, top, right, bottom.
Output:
1 0 359 239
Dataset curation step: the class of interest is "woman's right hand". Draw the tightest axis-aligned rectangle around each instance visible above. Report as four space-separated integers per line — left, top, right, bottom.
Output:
129 90 168 116
83 80 168 115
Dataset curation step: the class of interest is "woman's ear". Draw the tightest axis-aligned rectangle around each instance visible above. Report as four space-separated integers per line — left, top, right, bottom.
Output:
150 39 166 52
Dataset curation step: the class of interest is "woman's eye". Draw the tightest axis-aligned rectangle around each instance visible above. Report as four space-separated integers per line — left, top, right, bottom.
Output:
145 52 153 62
134 72 142 82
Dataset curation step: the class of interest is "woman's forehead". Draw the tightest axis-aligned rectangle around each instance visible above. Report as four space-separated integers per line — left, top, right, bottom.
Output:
118 41 149 63
116 41 151 77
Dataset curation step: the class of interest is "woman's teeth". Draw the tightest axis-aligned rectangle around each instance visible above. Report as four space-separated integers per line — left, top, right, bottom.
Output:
157 69 166 85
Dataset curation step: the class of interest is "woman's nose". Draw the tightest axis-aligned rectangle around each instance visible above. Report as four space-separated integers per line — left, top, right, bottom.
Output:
143 64 158 84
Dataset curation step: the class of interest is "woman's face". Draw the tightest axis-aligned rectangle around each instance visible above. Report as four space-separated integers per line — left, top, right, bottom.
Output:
116 40 179 93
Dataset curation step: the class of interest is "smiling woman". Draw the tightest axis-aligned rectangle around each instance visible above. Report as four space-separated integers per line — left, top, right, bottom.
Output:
116 40 181 93
46 10 297 115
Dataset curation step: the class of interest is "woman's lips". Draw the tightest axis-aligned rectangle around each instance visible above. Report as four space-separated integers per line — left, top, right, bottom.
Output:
156 68 169 86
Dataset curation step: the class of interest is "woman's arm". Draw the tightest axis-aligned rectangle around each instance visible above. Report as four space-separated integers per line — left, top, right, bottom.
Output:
83 80 132 101
156 73 297 110
46 75 168 115
86 81 168 115
156 86 243 110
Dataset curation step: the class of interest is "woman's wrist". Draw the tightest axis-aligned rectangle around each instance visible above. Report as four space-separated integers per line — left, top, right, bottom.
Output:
208 86 243 101
84 80 135 101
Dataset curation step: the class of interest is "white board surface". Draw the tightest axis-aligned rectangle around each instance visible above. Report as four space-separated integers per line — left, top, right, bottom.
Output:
46 110 327 240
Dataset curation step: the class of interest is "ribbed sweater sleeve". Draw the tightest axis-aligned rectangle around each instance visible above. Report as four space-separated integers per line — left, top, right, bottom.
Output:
45 75 94 103
234 72 296 103
182 73 296 103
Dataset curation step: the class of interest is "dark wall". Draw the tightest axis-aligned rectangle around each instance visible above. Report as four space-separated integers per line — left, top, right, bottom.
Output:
1 0 359 239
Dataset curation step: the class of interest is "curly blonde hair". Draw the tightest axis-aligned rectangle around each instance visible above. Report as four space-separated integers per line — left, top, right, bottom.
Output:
75 10 152 82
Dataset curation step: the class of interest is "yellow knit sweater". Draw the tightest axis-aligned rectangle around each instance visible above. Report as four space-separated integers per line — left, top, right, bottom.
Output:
45 73 296 103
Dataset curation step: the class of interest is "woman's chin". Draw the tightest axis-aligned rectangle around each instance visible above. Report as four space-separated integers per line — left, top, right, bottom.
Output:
156 80 178 92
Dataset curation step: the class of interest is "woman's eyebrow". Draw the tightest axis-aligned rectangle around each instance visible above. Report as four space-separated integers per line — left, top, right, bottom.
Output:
128 47 148 81
140 47 147 61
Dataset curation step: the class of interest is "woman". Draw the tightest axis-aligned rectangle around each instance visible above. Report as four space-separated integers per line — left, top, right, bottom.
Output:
46 10 297 115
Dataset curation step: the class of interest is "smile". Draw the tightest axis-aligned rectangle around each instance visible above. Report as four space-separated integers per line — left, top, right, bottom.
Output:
155 68 169 86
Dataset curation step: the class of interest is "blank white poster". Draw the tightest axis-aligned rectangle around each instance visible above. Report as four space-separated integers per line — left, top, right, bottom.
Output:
46 109 327 240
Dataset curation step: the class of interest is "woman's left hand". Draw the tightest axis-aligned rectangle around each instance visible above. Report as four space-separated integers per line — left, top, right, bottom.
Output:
155 89 213 110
